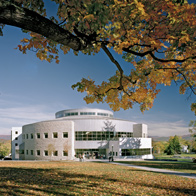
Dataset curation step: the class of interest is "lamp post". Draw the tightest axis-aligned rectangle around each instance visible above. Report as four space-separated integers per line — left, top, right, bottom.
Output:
112 145 114 162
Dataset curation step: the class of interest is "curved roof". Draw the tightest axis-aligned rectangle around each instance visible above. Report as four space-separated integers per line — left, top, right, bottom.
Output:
55 108 114 119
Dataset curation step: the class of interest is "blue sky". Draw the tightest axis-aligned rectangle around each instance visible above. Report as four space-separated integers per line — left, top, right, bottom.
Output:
0 1 195 137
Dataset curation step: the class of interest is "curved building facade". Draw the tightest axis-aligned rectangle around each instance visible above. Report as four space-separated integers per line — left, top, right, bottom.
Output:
11 108 153 160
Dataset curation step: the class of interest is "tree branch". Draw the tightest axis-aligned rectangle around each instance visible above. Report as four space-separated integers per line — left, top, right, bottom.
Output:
0 1 88 51
123 47 196 63
155 67 196 95
101 43 124 75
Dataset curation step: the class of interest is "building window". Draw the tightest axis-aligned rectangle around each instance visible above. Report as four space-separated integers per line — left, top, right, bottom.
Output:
75 131 133 141
26 150 28 155
80 112 95 116
37 150 40 156
97 113 108 116
116 152 118 156
53 132 58 138
64 112 78 117
121 148 151 156
63 151 68 156
44 150 48 156
19 150 24 155
31 134 33 139
26 134 28 139
44 133 48 138
15 149 19 155
15 131 18 134
15 143 18 146
53 151 58 156
63 132 68 138
37 133 40 139
15 137 18 140
23 134 25 139
31 150 33 155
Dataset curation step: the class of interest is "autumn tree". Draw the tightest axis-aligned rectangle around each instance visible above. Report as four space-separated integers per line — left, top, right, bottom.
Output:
47 144 55 159
0 141 10 157
0 0 196 112
189 120 196 139
189 120 196 152
152 141 166 154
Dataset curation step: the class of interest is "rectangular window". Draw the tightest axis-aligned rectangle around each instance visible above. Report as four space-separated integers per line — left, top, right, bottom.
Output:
53 151 58 156
37 150 40 156
83 132 87 141
31 133 33 139
88 132 93 140
116 152 118 156
63 151 68 156
15 143 18 146
26 134 28 139
53 132 58 138
44 133 48 138
37 133 40 139
19 150 24 154
44 150 48 156
15 137 18 140
23 134 25 139
15 131 18 134
31 150 33 155
63 132 68 138
15 149 19 154
26 150 28 155
121 149 151 156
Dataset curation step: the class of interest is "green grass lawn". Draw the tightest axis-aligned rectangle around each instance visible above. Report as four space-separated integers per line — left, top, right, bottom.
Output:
154 153 196 160
0 161 196 195
115 160 196 174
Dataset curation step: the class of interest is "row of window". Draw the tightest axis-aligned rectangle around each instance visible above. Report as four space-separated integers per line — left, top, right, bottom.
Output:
80 112 95 115
21 150 68 156
23 132 68 139
56 112 113 118
97 113 111 117
64 112 78 117
75 131 133 141
121 148 151 156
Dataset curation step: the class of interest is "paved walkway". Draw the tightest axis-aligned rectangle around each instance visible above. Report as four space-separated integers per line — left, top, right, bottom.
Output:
87 159 196 180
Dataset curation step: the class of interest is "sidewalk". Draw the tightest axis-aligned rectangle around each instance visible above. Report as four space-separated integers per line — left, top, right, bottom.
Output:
87 159 196 180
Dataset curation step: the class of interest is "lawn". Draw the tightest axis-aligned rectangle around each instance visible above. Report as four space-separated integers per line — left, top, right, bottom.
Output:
115 160 196 174
0 161 196 195
153 153 196 162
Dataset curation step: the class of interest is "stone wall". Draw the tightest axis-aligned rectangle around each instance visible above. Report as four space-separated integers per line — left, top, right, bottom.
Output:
22 120 74 160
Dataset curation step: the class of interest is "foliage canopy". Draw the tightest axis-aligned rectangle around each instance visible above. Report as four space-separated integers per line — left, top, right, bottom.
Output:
0 0 196 112
166 135 181 155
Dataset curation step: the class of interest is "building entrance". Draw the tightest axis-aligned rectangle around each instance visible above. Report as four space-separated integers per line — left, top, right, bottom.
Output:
75 149 106 159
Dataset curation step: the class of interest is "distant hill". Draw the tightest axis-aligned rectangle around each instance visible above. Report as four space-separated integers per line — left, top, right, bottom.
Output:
0 135 11 140
150 134 193 141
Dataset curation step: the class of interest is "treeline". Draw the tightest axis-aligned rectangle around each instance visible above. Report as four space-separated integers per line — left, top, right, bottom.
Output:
153 135 196 155
0 140 11 158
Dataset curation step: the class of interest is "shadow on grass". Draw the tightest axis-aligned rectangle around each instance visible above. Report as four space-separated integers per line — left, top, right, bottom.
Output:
0 166 196 195
0 167 124 196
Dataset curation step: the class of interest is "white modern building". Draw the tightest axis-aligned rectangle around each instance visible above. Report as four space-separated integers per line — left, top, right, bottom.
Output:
11 127 22 160
11 108 153 160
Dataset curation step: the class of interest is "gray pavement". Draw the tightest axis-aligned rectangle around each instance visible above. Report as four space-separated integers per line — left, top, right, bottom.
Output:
87 159 196 180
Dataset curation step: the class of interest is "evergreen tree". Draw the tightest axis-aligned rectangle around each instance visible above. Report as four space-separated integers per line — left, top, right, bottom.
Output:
166 135 181 155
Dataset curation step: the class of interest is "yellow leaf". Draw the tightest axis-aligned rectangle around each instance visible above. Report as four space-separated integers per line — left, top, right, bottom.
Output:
83 14 94 20
23 38 29 43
